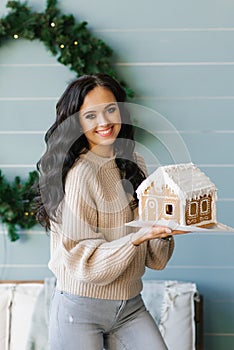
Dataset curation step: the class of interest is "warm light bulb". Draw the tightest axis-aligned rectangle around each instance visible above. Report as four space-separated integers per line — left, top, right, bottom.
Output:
74 41 79 45
60 44 65 49
50 22 56 27
13 34 19 39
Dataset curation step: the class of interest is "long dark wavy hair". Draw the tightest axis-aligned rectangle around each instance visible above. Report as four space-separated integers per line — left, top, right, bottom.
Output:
36 73 146 230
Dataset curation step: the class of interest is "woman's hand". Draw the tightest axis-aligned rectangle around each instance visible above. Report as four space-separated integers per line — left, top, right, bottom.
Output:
131 226 190 246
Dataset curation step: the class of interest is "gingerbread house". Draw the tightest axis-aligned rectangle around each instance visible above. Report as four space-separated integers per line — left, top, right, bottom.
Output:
136 163 217 227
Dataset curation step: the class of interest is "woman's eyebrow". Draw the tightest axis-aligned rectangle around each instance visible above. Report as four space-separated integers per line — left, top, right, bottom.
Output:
104 102 117 110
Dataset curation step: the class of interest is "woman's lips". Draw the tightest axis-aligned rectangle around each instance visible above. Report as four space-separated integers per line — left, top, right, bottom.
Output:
96 126 113 137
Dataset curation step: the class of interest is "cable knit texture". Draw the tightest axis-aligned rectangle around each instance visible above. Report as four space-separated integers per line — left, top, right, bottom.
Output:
48 151 174 300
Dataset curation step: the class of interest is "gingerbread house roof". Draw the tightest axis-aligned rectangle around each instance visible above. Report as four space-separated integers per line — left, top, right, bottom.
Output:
136 163 217 202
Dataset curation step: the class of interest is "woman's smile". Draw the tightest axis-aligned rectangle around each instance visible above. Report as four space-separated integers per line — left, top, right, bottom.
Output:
96 126 114 137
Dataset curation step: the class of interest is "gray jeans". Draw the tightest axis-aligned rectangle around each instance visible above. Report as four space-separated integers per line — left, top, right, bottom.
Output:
49 289 168 350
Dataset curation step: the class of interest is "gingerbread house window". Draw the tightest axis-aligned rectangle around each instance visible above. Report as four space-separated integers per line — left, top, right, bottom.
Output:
189 202 198 216
201 198 209 214
165 204 174 215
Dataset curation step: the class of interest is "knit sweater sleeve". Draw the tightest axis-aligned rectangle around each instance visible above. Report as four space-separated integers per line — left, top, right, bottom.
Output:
60 162 139 286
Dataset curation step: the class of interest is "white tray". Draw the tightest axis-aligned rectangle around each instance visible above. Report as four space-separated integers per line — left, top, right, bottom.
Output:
125 219 234 232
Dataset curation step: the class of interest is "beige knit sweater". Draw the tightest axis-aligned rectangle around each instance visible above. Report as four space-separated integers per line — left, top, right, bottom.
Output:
48 151 174 300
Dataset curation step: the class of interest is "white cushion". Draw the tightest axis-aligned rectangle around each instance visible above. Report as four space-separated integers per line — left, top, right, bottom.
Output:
10 284 43 350
0 285 12 350
142 280 197 350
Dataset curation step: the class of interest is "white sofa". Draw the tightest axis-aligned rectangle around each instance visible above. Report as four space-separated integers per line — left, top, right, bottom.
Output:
0 279 203 350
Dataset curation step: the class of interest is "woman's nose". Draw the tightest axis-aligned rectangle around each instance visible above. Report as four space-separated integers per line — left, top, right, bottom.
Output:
97 112 109 126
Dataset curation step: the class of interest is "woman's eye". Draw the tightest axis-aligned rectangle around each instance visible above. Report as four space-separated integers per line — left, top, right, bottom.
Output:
107 106 116 113
85 113 96 120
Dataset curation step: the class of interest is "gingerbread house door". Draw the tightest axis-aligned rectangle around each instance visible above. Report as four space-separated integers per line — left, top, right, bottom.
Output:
199 195 212 222
185 199 200 225
145 198 158 221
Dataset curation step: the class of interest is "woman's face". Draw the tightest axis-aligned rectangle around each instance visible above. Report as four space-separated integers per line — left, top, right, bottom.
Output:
79 86 121 156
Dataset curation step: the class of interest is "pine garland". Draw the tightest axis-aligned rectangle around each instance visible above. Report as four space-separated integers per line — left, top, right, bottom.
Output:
0 0 134 97
0 170 39 241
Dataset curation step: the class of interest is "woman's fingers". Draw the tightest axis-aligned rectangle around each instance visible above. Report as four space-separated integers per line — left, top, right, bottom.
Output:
150 226 172 238
150 226 191 238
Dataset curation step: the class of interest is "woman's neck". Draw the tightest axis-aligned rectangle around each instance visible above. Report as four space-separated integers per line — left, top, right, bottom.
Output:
90 145 114 158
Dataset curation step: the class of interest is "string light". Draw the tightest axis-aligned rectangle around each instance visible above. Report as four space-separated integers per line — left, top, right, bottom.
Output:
50 22 56 27
13 34 19 39
60 44 65 49
73 41 79 45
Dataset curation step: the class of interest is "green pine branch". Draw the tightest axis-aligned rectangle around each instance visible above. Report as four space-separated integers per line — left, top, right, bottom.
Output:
0 0 134 97
0 170 39 241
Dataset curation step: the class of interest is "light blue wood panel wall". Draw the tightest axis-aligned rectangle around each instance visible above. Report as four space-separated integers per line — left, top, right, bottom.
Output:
0 0 233 349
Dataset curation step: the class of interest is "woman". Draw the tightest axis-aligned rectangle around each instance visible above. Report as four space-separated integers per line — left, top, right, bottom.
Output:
37 74 177 350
